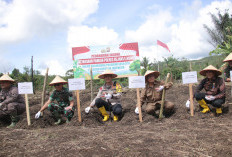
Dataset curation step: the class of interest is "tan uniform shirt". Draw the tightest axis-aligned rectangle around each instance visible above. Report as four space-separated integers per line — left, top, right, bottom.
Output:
140 80 172 105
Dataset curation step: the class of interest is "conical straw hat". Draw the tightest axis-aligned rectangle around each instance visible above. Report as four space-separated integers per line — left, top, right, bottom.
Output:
223 53 232 62
199 65 222 76
49 75 67 86
0 74 15 82
144 70 160 79
98 69 117 79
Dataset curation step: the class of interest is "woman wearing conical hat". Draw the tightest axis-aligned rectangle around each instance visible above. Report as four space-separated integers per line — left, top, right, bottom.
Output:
194 65 225 116
85 69 123 122
35 76 74 125
0 74 25 128
223 53 232 82
134 70 174 118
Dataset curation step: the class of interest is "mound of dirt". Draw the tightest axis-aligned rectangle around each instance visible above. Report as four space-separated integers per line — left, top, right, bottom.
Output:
0 84 232 156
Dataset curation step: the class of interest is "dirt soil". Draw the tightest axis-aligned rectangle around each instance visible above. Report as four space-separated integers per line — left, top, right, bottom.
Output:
0 84 232 157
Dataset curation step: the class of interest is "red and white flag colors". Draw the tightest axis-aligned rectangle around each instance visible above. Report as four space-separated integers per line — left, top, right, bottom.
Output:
157 40 170 52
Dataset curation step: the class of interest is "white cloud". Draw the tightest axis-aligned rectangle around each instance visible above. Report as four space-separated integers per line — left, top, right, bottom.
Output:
39 60 66 76
0 0 99 44
125 0 232 62
67 25 120 48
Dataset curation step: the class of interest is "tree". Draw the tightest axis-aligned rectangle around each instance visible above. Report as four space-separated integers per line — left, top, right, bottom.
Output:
204 10 232 48
210 26 232 55
129 60 141 75
140 57 152 75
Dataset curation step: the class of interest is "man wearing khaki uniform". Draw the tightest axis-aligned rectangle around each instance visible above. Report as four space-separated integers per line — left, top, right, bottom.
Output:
0 74 25 128
135 70 174 117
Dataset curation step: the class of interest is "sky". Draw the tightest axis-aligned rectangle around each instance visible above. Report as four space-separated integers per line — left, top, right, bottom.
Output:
0 0 232 76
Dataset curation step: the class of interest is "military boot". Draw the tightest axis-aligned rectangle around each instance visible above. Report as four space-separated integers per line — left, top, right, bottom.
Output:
98 106 109 122
198 99 210 113
53 111 62 125
7 115 19 128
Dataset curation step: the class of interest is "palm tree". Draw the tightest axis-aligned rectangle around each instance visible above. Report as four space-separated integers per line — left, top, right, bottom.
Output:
204 10 232 48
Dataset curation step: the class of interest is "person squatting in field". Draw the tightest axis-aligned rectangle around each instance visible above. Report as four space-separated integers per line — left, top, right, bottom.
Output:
35 76 74 124
0 74 26 128
135 70 174 118
223 53 232 82
194 65 225 116
85 69 123 122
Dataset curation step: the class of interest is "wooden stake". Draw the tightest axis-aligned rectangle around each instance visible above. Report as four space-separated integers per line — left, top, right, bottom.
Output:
189 83 194 116
25 94 31 126
189 62 194 116
41 68 49 116
90 66 93 101
159 73 170 119
137 88 142 122
76 90 81 122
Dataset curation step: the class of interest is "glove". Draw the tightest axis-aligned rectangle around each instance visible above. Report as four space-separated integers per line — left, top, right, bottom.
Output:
35 111 41 119
85 106 91 114
185 100 190 108
205 95 216 101
65 106 72 111
155 85 164 92
135 107 139 115
0 103 2 107
105 93 112 100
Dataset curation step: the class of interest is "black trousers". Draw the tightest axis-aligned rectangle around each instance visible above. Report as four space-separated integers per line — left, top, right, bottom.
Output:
94 98 122 116
194 93 225 108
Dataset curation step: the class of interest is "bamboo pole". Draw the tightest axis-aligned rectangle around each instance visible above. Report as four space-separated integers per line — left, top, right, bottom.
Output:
41 68 49 116
159 73 170 119
25 94 31 125
76 90 81 122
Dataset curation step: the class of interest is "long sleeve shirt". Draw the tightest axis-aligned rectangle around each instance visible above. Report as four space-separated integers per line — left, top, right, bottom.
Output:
90 82 122 106
140 80 173 105
0 86 25 105
195 77 225 99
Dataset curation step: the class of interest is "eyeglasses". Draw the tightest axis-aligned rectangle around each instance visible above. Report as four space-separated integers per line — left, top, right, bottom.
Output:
54 84 62 87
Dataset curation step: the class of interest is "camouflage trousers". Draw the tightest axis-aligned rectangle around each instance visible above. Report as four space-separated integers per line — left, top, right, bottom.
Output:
48 102 74 120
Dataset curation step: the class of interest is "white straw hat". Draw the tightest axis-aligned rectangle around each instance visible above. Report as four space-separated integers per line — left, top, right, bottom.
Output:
98 69 117 79
144 70 160 79
49 75 68 86
0 74 15 82
223 53 232 62
199 65 222 76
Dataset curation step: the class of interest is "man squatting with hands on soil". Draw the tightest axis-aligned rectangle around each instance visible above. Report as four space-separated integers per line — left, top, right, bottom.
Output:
35 76 74 124
0 74 26 128
85 69 123 122
194 65 225 116
135 70 174 117
223 53 232 82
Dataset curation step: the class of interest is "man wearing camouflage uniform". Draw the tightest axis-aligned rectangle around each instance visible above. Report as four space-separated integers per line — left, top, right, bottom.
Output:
0 74 25 128
85 69 123 122
35 76 74 124
135 70 174 117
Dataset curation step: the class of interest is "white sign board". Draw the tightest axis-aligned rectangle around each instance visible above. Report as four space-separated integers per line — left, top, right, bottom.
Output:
230 71 232 82
182 71 198 84
18 82 33 94
129 76 145 88
68 78 86 91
